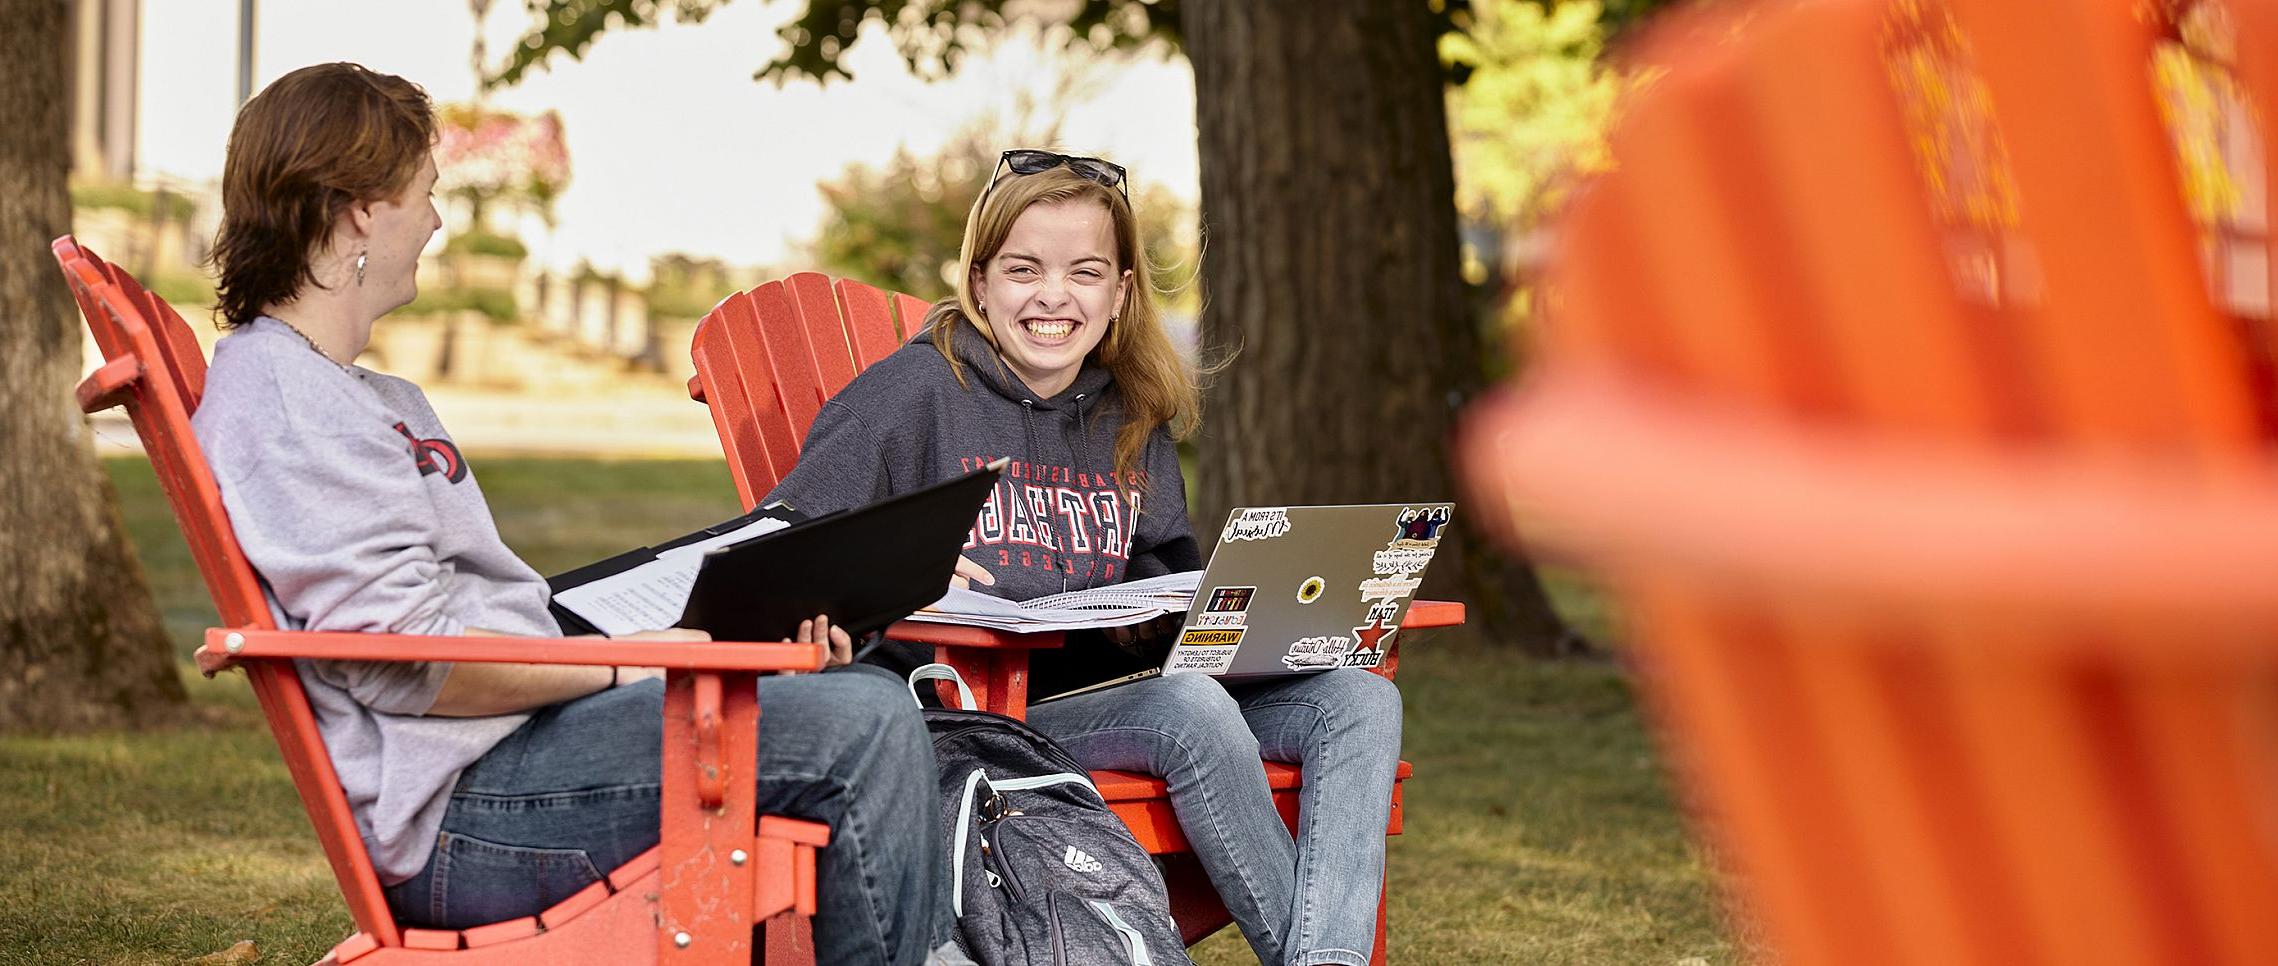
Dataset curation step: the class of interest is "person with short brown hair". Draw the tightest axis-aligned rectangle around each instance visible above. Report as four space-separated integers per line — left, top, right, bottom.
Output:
194 62 954 964
209 61 438 330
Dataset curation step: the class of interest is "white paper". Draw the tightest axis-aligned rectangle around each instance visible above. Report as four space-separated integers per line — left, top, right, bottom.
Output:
905 570 1202 633
655 516 794 560
552 517 792 636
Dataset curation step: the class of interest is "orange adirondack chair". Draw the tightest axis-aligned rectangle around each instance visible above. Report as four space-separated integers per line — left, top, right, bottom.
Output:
1462 1 2278 964
56 235 833 966
685 272 1465 961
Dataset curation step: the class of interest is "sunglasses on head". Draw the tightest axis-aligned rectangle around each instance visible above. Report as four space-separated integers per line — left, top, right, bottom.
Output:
990 149 1130 199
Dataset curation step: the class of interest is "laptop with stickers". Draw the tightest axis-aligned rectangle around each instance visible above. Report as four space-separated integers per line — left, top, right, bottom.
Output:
1026 503 1454 704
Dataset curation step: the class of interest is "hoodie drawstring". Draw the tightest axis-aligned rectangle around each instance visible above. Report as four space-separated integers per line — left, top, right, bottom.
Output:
1017 390 1105 595
1016 398 1061 592
1070 393 1093 592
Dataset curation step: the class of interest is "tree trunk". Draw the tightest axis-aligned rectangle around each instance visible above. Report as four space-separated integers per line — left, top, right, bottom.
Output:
0 0 188 730
1179 0 1584 655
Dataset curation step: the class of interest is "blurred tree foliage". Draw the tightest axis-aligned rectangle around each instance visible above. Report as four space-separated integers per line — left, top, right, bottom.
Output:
810 125 1197 313
1442 2 1627 277
647 252 746 319
809 139 986 300
491 0 1684 90
495 0 1180 88
2148 0 2247 228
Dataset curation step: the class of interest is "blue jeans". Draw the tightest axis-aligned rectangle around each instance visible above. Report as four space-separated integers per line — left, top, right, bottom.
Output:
384 666 943 965
1026 669 1404 966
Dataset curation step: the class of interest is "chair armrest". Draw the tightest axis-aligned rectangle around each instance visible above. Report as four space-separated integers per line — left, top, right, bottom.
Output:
886 620 1067 650
195 627 825 676
1405 600 1465 628
1364 600 1464 683
75 357 142 413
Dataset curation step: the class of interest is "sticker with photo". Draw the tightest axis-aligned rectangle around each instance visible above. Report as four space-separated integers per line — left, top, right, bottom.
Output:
1390 506 1452 549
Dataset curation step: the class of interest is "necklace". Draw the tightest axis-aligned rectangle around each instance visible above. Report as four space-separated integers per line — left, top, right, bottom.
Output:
268 316 353 372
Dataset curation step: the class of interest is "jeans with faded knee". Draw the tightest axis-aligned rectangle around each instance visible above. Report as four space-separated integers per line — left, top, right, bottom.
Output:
1025 668 1404 966
384 665 944 965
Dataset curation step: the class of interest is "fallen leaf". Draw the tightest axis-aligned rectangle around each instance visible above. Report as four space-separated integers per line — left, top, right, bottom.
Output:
190 939 259 964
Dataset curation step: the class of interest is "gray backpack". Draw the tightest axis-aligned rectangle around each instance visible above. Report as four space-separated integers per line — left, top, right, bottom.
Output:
909 665 1192 966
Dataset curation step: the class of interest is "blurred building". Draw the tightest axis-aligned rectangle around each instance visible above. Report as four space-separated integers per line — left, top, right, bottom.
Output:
69 0 139 183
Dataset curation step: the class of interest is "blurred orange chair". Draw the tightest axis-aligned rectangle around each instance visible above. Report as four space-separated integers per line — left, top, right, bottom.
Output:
1461 1 2278 964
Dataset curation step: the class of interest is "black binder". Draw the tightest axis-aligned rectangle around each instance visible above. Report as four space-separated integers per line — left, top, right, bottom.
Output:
547 463 1003 641
545 503 806 636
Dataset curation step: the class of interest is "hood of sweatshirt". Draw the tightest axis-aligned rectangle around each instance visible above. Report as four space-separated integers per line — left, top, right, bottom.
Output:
764 322 1199 602
947 320 1115 412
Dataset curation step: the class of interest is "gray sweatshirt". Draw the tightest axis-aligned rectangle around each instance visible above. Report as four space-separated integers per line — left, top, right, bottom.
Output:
192 317 557 884
765 322 1200 604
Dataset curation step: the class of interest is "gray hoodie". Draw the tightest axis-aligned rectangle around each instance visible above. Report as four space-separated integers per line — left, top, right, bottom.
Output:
192 317 555 884
765 322 1200 604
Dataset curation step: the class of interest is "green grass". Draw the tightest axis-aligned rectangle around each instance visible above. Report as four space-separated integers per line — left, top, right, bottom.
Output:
0 457 1738 964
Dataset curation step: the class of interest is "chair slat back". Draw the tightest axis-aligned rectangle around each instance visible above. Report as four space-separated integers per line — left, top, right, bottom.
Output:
891 292 935 348
51 236 403 946
1462 2 2278 964
834 276 904 363
689 272 934 506
784 272 860 393
691 287 794 504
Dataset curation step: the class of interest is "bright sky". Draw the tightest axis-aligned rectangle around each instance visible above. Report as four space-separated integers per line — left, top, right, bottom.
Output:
136 0 1200 279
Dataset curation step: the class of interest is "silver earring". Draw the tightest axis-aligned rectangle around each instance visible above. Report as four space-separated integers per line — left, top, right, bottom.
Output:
355 250 368 287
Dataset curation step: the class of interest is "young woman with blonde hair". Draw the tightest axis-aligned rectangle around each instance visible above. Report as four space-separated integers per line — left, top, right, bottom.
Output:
768 151 1405 966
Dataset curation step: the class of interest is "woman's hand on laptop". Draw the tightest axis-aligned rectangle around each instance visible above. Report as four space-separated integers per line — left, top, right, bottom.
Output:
949 556 997 591
1104 614 1183 651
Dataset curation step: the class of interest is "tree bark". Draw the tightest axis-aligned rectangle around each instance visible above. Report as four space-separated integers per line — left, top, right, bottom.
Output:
0 0 188 730
1179 0 1584 655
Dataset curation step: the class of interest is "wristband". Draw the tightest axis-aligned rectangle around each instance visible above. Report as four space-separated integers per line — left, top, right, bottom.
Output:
609 666 620 689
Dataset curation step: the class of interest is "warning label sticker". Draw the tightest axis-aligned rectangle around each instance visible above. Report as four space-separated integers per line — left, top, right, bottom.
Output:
1177 628 1245 648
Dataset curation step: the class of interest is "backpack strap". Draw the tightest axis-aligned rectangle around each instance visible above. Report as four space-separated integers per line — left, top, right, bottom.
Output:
909 662 979 710
952 768 989 916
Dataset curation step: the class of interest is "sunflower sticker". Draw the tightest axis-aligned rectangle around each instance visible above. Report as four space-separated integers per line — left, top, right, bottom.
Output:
1297 575 1326 604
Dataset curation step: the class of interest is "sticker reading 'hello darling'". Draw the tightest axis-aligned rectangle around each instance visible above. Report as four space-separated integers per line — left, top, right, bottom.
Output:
1280 634 1353 672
